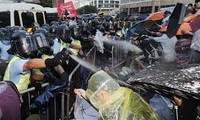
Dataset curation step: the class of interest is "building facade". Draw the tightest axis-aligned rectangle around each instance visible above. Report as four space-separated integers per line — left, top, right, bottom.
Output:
120 0 195 14
0 0 40 3
89 0 120 11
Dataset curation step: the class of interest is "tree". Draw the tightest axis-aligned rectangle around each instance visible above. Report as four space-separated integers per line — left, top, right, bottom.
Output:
40 0 52 7
77 5 98 15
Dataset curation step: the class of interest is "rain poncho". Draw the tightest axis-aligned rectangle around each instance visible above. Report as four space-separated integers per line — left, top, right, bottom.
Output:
86 70 159 120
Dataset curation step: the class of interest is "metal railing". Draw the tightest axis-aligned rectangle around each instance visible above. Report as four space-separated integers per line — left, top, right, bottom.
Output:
20 46 97 120
19 43 132 120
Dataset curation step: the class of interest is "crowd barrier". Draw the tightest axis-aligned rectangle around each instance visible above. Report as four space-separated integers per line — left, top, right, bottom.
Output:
20 46 97 120
18 41 134 120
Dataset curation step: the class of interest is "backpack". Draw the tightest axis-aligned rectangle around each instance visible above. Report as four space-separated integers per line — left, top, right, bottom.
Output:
0 81 21 120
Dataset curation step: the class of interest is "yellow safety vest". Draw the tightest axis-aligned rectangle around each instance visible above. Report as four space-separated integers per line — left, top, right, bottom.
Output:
4 56 31 92
60 40 67 52
116 30 123 38
57 39 81 55
32 54 50 76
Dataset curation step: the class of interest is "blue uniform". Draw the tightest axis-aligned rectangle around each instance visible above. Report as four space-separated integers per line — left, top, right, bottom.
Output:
52 38 61 55
0 41 13 60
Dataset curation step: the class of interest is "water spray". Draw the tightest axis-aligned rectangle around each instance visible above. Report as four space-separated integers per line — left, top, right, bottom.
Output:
69 54 98 73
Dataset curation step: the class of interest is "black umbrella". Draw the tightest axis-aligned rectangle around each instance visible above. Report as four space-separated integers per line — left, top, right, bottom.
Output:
166 3 186 38
127 63 200 99
126 20 159 40
104 15 112 21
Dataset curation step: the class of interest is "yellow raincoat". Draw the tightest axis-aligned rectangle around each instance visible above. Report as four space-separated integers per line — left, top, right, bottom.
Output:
86 70 159 120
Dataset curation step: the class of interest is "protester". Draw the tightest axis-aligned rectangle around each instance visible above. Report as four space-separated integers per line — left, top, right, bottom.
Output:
74 70 159 120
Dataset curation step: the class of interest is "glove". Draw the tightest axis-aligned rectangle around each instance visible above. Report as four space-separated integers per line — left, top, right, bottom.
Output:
77 52 86 59
45 48 71 69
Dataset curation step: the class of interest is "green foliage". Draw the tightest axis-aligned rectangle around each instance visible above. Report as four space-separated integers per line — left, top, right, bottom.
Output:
40 0 52 7
77 5 98 15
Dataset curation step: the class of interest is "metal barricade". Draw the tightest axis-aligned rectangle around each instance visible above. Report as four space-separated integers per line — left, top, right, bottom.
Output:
20 46 97 120
111 44 134 69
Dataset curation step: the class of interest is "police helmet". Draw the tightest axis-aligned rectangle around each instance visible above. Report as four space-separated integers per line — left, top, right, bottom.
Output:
9 30 37 58
32 33 52 55
98 25 105 33
49 25 58 38
57 24 72 43
35 28 54 47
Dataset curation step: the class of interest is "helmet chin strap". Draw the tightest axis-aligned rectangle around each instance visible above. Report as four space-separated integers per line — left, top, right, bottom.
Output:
16 54 29 59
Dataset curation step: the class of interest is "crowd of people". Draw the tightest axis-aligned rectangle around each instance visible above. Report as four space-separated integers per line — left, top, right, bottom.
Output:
0 0 200 120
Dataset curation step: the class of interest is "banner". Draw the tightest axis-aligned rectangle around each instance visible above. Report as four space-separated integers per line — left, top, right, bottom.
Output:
56 0 63 18
56 0 77 19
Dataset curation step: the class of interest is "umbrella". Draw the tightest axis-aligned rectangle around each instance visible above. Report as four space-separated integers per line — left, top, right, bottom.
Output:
126 20 159 40
127 63 200 99
159 22 192 35
104 15 112 20
166 3 186 38
146 11 164 21
128 20 157 35
183 13 198 23
176 23 192 35
190 15 200 33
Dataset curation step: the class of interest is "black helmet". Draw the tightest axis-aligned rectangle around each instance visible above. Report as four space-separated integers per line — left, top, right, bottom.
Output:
32 22 40 33
8 30 37 58
98 25 105 33
10 26 25 36
35 28 54 47
102 22 110 32
32 22 40 28
82 23 89 32
49 25 58 38
70 25 80 39
32 33 52 56
0 28 10 45
51 21 59 26
57 24 72 43
90 19 98 28
42 24 50 32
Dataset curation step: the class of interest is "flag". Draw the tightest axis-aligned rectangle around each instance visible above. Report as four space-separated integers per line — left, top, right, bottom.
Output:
56 0 77 19
63 1 77 18
56 0 63 18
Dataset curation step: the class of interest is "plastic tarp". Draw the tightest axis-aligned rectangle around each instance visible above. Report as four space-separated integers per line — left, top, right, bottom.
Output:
127 63 200 99
86 70 159 120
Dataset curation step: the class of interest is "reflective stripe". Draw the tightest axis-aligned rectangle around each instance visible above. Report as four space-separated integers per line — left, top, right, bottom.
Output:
60 41 67 52
42 54 50 60
116 30 123 37
32 69 44 76
3 56 19 81
32 54 50 76
3 56 30 92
